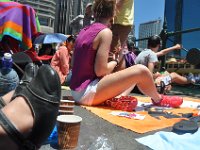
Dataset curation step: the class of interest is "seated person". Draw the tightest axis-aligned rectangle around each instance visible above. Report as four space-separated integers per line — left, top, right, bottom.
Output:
51 35 75 85
38 44 55 64
135 35 195 93
70 0 183 111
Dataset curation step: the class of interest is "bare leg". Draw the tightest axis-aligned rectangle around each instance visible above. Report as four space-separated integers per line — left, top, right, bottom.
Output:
92 64 161 105
117 84 136 97
118 25 132 48
0 97 34 149
1 90 15 105
111 24 132 53
170 72 190 84
0 126 18 150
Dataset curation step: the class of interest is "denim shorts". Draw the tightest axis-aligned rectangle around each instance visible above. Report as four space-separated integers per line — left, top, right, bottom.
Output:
71 79 99 105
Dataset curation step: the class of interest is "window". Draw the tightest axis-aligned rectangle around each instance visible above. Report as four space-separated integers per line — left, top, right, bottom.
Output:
39 17 49 26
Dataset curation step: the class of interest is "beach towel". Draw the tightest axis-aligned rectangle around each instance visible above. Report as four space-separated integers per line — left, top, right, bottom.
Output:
82 96 199 133
136 129 200 150
0 2 40 50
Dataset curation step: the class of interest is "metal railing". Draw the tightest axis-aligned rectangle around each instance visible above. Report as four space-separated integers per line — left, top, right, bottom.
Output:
135 17 200 70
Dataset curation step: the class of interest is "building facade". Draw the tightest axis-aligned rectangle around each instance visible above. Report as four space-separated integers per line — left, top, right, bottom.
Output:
13 0 93 34
55 0 82 34
138 19 162 49
55 0 92 35
13 0 56 33
165 0 200 60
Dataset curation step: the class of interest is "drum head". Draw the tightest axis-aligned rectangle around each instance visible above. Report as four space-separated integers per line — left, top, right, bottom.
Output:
172 120 198 134
186 48 200 65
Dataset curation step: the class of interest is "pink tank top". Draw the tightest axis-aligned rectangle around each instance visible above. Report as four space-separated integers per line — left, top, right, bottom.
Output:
70 23 107 91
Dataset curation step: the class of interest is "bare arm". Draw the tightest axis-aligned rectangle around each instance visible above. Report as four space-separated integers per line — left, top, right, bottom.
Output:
148 63 163 79
147 62 155 74
70 15 84 26
156 44 181 57
94 28 118 77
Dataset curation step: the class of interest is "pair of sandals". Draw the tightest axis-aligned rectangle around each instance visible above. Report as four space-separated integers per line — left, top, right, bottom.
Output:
104 96 138 112
0 63 61 149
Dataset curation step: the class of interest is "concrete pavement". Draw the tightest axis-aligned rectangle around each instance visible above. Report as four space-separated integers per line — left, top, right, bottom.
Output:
40 86 200 150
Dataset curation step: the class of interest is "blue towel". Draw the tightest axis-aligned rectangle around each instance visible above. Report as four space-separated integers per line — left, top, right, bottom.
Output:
136 128 200 150
44 126 58 144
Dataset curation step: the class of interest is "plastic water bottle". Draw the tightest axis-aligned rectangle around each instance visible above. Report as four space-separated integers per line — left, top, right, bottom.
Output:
0 53 19 96
1 53 13 70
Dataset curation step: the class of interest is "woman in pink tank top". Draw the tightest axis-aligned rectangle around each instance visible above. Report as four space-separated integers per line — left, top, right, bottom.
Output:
70 0 183 109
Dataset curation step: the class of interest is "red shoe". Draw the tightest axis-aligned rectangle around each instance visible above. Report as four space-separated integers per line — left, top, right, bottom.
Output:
104 96 138 112
152 95 183 108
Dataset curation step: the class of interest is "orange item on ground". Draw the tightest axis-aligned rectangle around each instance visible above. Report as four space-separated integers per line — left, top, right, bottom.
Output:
82 96 199 134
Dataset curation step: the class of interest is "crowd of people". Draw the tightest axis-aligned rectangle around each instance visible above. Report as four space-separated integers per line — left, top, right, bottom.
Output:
69 0 183 108
0 0 199 149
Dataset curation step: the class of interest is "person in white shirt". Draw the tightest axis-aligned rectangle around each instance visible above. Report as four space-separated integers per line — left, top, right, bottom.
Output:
70 3 94 35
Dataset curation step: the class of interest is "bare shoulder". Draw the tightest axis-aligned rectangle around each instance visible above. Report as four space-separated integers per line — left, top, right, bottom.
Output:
93 28 112 49
100 28 112 35
98 28 112 39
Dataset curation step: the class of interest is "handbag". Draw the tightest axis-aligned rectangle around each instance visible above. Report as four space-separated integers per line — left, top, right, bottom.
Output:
124 51 137 68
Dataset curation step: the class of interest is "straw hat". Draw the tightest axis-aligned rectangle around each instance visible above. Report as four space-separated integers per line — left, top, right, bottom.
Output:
167 58 177 63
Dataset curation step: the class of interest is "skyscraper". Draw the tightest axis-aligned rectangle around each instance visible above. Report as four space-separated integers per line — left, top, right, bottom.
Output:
13 0 93 34
55 0 93 34
55 0 83 34
13 0 56 33
138 19 162 49
164 0 200 59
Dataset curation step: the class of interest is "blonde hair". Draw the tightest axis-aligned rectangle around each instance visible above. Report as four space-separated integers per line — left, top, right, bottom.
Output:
93 0 116 19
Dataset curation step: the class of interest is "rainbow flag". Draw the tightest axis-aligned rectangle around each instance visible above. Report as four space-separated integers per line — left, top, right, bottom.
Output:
0 2 40 50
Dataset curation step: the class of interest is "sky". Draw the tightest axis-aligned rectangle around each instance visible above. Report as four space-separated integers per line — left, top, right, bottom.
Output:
134 0 165 38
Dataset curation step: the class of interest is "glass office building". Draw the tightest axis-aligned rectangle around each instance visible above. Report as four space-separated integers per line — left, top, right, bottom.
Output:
165 0 200 59
138 19 162 49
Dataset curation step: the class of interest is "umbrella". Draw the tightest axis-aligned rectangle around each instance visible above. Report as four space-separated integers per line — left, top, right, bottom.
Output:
12 52 32 64
33 33 68 44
